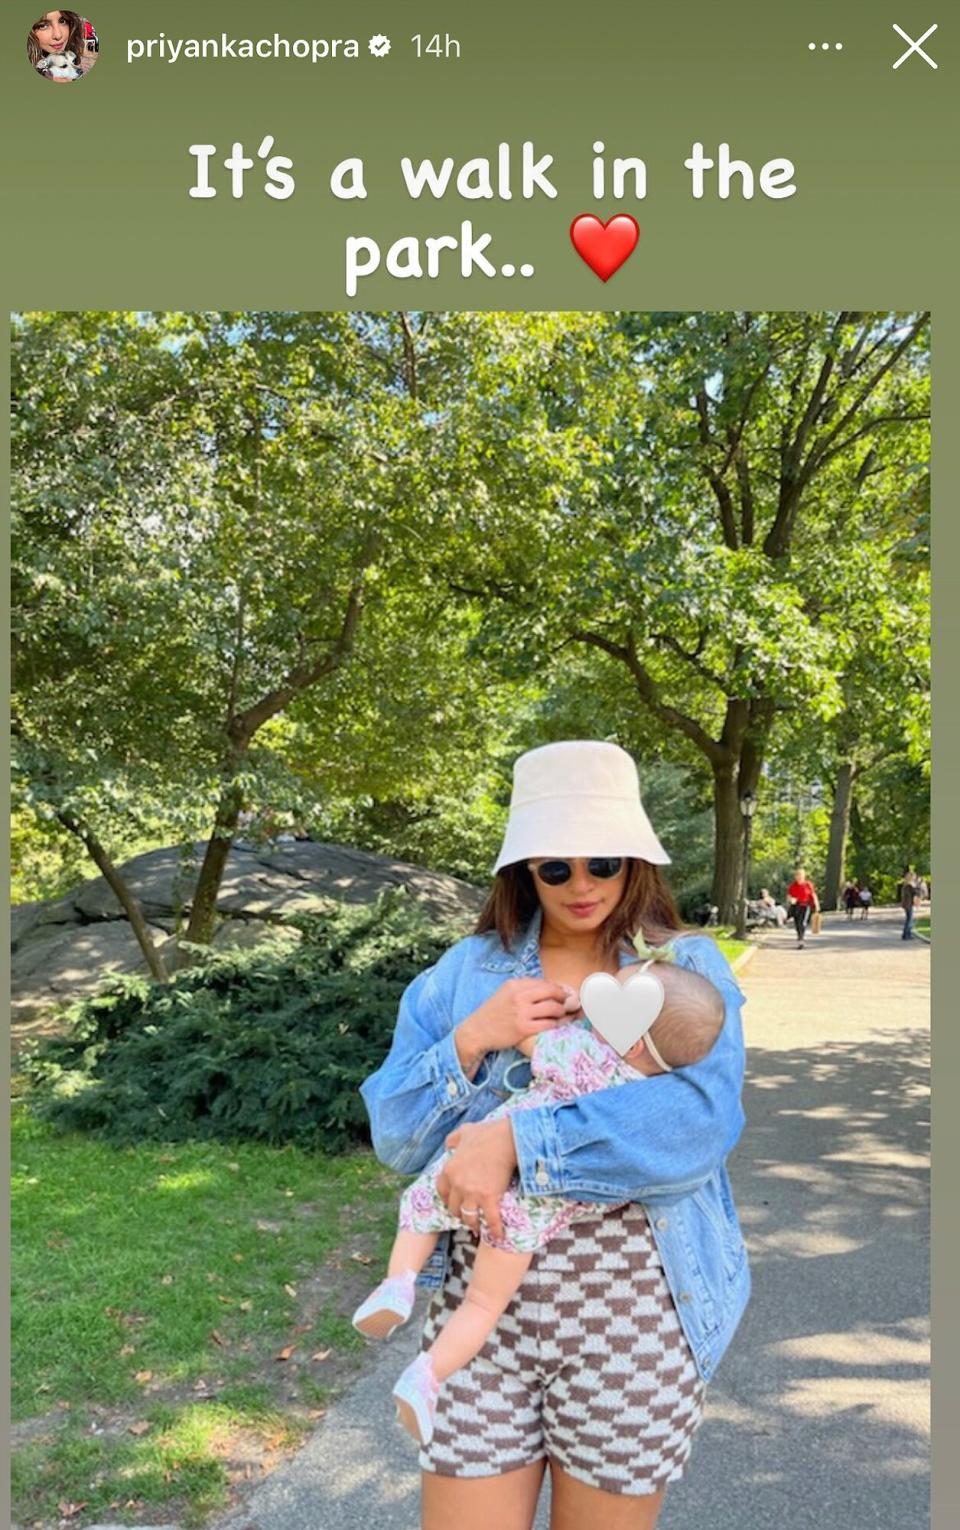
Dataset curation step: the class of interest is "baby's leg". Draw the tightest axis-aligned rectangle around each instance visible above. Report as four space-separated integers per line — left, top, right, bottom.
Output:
353 1226 438 1340
387 1229 440 1279
353 1161 457 1340
427 1243 532 1381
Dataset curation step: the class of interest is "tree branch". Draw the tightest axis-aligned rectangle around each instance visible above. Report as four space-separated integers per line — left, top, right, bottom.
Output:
801 313 930 480
651 630 729 692
569 627 730 764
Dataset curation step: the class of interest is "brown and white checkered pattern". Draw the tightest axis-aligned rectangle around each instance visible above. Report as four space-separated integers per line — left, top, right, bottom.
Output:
418 1203 705 1496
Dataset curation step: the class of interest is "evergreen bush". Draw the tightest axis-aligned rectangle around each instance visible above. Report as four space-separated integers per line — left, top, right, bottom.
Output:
23 892 465 1153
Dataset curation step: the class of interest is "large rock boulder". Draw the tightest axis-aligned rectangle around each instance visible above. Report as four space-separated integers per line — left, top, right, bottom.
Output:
11 840 486 1028
12 920 171 1023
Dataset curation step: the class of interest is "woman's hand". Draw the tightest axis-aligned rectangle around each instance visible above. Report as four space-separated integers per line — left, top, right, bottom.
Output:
436 1118 519 1242
454 977 572 1076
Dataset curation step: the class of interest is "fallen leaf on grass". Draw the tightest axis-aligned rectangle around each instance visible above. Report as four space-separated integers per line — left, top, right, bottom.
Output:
232 1253 245 1263
227 1162 241 1172
275 1345 296 1362
350 1252 373 1266
311 1349 332 1362
217 1294 235 1306
134 1370 153 1384
308 1408 327 1419
160 1274 175 1285
210 1330 229 1347
284 1283 298 1298
57 1501 87 1519
128 1420 152 1436
119 1344 135 1356
238 1299 253 1311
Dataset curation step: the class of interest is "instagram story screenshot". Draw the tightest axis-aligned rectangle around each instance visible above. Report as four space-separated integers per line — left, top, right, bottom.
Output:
2 5 954 1529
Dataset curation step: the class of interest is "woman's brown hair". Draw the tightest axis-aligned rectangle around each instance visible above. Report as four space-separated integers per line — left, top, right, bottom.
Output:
474 859 683 959
28 11 85 68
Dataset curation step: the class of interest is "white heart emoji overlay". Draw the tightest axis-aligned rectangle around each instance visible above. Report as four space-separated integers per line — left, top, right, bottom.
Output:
579 969 665 1058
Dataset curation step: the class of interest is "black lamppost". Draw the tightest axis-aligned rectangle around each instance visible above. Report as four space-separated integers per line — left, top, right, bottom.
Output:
735 790 758 940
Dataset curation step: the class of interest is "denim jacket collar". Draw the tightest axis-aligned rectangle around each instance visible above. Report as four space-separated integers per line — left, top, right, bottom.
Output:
480 908 544 975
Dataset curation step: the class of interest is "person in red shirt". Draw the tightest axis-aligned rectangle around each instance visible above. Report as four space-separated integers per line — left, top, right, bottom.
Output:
787 866 820 949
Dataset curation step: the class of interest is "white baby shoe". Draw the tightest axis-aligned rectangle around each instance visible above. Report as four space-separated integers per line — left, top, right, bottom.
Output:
351 1270 417 1340
392 1351 441 1445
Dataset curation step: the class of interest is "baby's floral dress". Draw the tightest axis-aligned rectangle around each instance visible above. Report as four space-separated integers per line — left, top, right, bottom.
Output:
398 1021 644 1254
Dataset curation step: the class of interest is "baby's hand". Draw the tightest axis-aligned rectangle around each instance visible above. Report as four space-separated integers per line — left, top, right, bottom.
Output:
561 983 582 1015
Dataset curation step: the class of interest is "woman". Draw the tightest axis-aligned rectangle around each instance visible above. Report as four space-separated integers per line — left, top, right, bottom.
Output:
786 865 819 949
27 11 88 79
362 741 750 1530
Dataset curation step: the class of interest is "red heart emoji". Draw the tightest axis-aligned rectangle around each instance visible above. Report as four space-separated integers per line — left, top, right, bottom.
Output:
569 214 640 281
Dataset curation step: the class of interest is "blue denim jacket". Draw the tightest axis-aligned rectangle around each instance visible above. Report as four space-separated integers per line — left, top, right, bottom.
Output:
360 910 750 1381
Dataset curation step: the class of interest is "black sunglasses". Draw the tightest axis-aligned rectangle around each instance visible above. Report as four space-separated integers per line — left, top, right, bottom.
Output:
527 857 625 886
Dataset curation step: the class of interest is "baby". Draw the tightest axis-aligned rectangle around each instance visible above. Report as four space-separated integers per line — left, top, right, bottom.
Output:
352 955 725 1445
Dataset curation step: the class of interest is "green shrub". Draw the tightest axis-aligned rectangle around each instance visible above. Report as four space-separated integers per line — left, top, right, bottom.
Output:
23 892 464 1153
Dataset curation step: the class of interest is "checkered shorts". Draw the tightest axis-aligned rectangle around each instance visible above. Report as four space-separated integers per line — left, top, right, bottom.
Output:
418 1203 706 1496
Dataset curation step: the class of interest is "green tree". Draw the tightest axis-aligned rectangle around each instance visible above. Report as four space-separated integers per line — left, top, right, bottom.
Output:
11 313 516 961
445 311 930 918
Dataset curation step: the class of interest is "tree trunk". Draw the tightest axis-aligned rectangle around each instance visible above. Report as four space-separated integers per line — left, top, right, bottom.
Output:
711 766 743 923
58 808 170 983
823 761 855 910
182 775 245 946
849 796 869 883
179 533 378 950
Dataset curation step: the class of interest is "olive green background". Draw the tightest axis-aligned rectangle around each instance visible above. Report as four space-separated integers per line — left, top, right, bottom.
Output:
2 0 954 1521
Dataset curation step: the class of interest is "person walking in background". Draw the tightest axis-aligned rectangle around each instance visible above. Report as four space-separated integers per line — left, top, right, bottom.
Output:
858 882 873 920
843 881 859 921
787 866 819 950
899 867 919 941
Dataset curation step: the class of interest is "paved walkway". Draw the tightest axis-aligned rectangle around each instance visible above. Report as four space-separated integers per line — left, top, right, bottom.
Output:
211 908 930 1530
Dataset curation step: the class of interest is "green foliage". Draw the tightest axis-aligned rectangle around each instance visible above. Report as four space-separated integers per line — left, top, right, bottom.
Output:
12 310 930 919
23 893 462 1152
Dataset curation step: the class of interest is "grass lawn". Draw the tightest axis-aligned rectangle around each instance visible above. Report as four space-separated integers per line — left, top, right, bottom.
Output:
914 915 930 939
705 928 752 966
11 1106 402 1527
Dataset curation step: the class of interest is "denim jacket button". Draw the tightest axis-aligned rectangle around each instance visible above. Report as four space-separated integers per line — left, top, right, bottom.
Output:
535 1170 550 1187
655 1217 669 1230
446 1079 458 1098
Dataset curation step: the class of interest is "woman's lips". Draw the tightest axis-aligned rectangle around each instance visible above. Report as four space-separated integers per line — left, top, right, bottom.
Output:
566 902 600 917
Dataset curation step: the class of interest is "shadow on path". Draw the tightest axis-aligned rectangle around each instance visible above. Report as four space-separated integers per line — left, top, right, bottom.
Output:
662 1030 929 1529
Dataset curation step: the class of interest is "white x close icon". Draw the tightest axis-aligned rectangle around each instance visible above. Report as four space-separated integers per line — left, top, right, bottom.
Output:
892 22 939 69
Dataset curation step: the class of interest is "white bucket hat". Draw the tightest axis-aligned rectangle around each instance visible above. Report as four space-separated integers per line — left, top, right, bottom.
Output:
492 740 670 873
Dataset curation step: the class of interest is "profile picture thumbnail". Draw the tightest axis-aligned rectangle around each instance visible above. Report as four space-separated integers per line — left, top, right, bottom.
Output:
28 10 98 82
